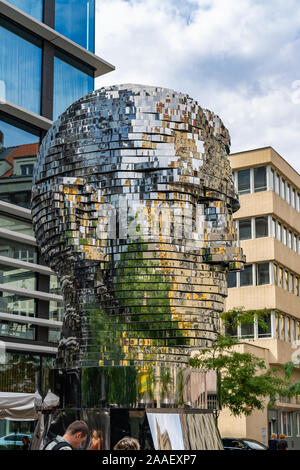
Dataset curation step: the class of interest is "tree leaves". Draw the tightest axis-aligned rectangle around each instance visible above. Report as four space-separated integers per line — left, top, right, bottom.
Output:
189 334 295 416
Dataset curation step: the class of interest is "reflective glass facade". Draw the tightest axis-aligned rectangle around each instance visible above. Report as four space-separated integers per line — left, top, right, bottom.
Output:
0 17 42 114
0 114 40 148
0 214 34 236
7 0 43 21
0 353 54 393
0 320 36 340
55 0 95 52
0 238 37 264
0 114 40 208
49 300 64 322
53 51 94 119
0 264 37 290
0 292 36 317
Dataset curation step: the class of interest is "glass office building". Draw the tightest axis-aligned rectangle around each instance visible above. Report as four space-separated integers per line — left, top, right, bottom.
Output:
0 0 114 401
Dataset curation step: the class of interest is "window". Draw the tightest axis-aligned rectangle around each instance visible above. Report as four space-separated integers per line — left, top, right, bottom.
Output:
293 233 297 252
237 169 250 195
0 352 42 393
291 319 296 343
273 263 278 285
297 413 300 436
50 276 61 295
276 222 282 242
227 272 237 288
0 114 39 210
258 313 272 338
224 317 238 337
240 322 254 339
53 50 94 119
286 316 290 340
7 0 43 21
240 264 253 287
284 270 288 290
288 231 292 249
256 263 270 285
275 173 280 195
0 113 40 148
282 226 287 245
281 178 286 200
292 189 296 208
0 320 35 340
55 0 95 52
279 267 283 288
293 276 297 295
286 184 291 204
0 17 42 114
48 329 60 343
281 412 292 437
20 164 34 176
270 168 275 191
0 238 37 264
254 166 267 192
0 264 36 290
255 216 268 238
0 215 34 236
0 292 36 317
49 301 64 322
271 218 276 238
238 218 252 240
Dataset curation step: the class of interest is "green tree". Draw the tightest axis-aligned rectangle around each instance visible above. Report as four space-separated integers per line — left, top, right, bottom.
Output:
189 333 300 417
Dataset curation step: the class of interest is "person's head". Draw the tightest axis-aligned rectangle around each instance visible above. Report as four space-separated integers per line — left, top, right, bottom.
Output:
113 436 140 450
63 420 89 448
279 433 285 440
92 429 102 440
32 84 244 368
271 433 277 440
22 436 30 445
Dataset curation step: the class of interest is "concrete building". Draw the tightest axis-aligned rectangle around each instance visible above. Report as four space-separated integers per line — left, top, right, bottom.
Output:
0 0 114 406
218 147 300 450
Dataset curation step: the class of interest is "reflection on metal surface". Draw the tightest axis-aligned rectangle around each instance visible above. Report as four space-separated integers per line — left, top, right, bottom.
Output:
147 410 223 450
51 365 218 410
43 408 222 450
32 84 244 373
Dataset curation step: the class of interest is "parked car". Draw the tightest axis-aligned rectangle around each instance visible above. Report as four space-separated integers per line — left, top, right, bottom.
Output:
0 433 32 449
222 437 268 450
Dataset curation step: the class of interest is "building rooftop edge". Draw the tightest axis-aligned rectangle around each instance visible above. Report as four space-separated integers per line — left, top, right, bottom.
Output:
231 145 300 179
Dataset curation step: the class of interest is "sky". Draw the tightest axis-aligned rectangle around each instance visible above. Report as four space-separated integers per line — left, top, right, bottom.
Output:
95 0 300 174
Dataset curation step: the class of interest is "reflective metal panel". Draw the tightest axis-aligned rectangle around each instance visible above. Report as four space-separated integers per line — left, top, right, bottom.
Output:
32 84 244 371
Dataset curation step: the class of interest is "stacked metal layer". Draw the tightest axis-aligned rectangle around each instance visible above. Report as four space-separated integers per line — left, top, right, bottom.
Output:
31 84 244 369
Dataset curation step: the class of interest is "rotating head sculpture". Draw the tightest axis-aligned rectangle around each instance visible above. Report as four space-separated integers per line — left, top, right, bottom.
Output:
32 84 244 369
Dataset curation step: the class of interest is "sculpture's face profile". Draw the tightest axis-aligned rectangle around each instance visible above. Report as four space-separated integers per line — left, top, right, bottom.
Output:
32 85 244 369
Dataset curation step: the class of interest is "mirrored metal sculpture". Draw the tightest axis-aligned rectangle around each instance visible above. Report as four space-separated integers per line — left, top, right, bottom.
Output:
31 85 244 414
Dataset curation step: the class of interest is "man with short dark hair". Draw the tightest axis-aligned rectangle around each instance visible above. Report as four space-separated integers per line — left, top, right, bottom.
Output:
44 420 89 450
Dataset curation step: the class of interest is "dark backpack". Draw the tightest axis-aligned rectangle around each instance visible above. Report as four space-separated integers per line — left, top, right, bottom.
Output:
43 438 73 450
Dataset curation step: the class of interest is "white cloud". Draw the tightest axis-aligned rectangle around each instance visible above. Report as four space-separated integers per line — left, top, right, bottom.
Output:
95 0 300 173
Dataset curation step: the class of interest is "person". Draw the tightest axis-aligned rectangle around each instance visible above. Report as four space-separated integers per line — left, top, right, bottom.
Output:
113 437 140 450
277 433 288 450
89 429 103 450
43 420 89 450
268 433 278 450
21 436 30 450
